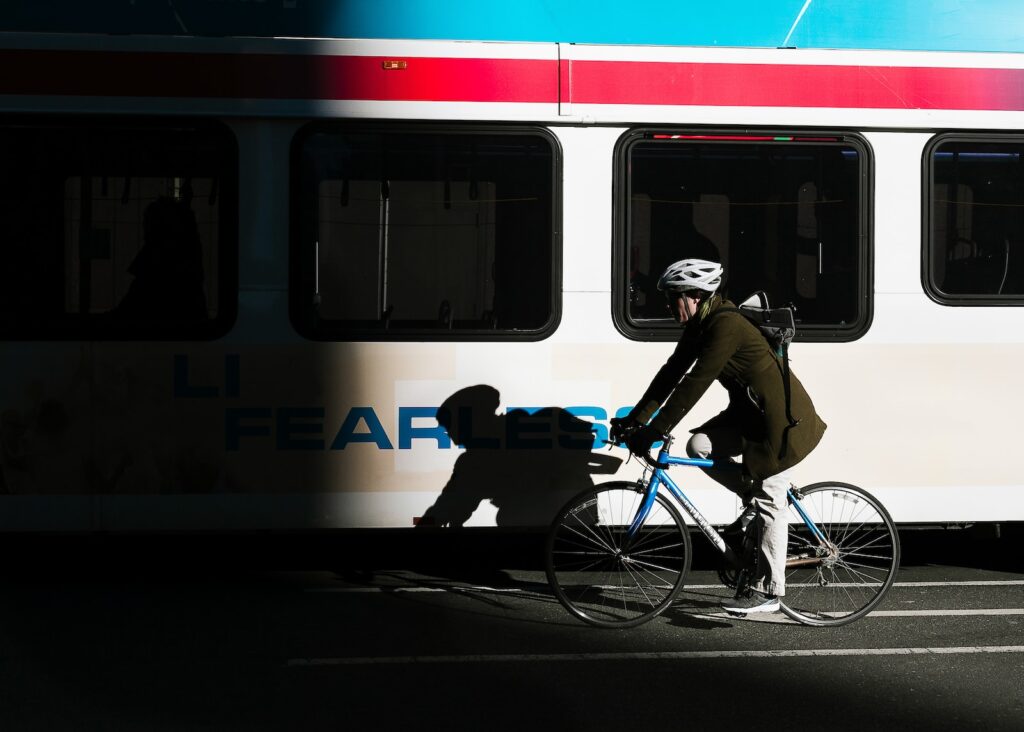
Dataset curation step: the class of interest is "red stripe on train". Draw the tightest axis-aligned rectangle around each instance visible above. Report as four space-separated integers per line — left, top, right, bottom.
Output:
564 59 1024 111
0 50 558 103
3 49 1024 111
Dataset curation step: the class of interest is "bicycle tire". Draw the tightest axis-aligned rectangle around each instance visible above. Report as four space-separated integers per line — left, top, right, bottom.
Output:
780 482 900 627
545 481 692 628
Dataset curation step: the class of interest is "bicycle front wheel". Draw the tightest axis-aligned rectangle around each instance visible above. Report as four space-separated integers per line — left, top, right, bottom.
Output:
545 481 691 628
781 482 900 627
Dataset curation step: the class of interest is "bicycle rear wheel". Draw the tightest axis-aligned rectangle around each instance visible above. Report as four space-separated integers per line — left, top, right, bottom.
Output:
545 481 691 628
780 482 900 627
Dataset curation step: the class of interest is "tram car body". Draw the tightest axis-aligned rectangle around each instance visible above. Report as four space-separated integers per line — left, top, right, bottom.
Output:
1 3 1023 530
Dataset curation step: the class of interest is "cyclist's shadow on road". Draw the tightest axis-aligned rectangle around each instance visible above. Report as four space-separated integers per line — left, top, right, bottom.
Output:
665 596 736 630
416 385 622 529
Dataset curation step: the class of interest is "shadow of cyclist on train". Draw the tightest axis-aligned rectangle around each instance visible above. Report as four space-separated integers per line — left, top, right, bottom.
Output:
417 385 621 529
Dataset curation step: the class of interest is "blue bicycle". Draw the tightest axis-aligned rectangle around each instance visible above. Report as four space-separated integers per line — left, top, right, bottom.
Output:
545 436 900 628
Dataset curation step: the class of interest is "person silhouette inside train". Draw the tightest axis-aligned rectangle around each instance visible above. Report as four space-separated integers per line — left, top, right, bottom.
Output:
113 196 208 320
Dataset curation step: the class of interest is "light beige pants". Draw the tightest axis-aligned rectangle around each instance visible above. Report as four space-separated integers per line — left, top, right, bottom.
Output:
686 429 791 597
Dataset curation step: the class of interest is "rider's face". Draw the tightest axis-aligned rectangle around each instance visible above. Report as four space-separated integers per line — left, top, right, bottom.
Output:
669 292 701 324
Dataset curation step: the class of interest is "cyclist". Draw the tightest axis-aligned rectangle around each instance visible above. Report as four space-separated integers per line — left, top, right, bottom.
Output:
611 258 827 614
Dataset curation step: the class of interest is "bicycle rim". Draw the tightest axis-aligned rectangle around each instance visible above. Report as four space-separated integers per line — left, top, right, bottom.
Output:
780 482 900 627
545 482 691 628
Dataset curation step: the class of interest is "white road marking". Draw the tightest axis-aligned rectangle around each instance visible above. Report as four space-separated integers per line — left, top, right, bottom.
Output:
307 579 1024 593
691 612 800 624
309 586 528 593
287 645 1024 667
693 609 1024 622
691 581 1024 589
889 581 1024 587
306 583 1024 623
861 608 1024 617
311 586 446 593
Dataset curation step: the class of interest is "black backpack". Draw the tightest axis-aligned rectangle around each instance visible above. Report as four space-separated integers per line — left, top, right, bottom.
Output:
705 292 799 459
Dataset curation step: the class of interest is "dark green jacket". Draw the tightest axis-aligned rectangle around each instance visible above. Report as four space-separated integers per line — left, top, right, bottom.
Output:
630 296 826 480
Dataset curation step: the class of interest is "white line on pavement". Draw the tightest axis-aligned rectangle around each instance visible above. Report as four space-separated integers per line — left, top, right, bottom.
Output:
862 608 1024 616
691 608 1024 622
889 581 1024 587
306 580 1024 593
287 645 1024 667
683 581 1024 589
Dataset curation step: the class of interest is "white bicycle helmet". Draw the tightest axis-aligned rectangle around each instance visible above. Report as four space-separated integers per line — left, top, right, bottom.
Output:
657 258 723 294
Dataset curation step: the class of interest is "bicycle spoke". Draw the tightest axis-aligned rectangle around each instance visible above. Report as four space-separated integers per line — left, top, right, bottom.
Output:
620 562 661 608
832 558 890 585
546 484 690 628
628 556 685 580
561 517 619 555
781 483 899 627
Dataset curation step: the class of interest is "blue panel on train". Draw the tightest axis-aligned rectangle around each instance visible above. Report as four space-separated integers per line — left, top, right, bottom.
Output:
2 0 1024 53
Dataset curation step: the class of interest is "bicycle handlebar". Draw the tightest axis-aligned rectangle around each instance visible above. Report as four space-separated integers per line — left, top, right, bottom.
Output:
602 439 671 470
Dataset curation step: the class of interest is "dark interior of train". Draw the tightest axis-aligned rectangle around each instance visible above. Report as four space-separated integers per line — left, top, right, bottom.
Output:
626 138 864 331
0 118 235 340
931 143 1024 300
295 129 556 338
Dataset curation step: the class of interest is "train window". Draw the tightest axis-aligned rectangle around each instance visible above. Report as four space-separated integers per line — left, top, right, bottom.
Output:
0 117 237 340
925 135 1024 304
291 125 560 340
614 131 872 341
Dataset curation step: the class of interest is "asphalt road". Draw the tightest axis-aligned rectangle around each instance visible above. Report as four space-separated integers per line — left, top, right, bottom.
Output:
0 530 1021 731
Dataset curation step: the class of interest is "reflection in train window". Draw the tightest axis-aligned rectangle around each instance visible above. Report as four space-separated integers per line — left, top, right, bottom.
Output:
617 131 871 341
0 118 237 340
292 126 560 340
927 137 1024 303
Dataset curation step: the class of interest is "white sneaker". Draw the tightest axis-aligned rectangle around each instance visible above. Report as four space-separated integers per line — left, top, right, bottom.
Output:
722 590 780 615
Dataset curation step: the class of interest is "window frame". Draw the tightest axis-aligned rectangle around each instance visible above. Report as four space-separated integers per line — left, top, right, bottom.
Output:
612 127 874 343
922 132 1024 307
289 122 563 342
0 114 239 342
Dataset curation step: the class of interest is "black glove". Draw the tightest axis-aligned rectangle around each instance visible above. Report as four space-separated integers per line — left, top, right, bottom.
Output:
625 424 666 458
609 416 641 446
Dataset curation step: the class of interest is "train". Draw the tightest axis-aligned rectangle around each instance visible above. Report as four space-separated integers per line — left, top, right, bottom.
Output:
1 3 1023 532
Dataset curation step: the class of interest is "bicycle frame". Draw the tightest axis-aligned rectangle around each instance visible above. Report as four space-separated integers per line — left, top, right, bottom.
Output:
626 440 827 566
